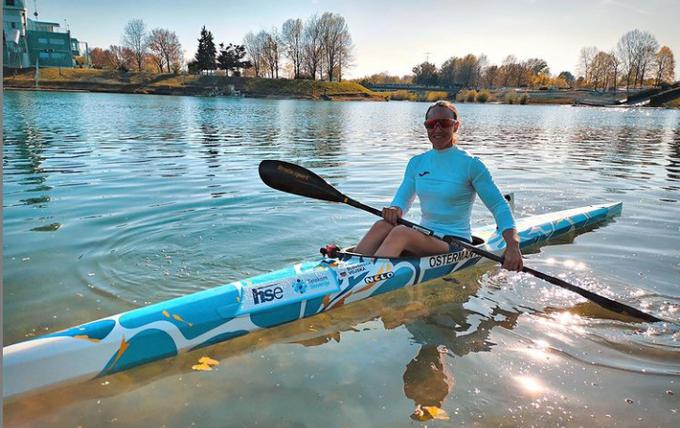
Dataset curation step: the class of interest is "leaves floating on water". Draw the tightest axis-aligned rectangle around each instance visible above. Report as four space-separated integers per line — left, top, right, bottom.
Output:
411 405 450 421
192 356 220 371
191 363 212 371
198 356 219 366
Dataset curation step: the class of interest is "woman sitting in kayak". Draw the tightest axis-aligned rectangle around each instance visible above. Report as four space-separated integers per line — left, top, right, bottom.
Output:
354 100 523 271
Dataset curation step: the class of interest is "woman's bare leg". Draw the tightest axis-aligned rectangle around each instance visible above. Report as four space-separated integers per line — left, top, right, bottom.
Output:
354 220 395 255
374 225 449 258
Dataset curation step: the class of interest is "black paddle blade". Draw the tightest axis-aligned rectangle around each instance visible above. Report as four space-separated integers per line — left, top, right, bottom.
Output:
258 160 346 203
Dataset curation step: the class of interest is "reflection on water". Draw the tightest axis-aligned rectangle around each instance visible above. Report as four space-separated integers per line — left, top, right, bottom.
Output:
3 92 680 426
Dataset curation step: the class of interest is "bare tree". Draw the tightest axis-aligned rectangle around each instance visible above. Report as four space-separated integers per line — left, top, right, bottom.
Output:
636 31 659 87
337 26 353 82
302 14 324 80
259 29 281 78
617 29 658 90
281 18 304 79
577 46 598 84
243 31 264 77
122 19 148 71
318 12 350 81
147 28 182 73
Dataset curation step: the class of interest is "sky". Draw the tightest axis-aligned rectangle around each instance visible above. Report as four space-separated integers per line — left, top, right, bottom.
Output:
32 0 680 79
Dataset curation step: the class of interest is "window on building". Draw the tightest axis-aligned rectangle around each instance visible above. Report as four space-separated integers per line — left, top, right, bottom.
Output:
38 37 48 44
39 52 49 59
51 52 65 59
7 0 16 6
11 22 17 28
49 38 65 45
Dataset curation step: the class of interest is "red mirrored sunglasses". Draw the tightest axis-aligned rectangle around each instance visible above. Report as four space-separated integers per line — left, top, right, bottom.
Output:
424 118 457 129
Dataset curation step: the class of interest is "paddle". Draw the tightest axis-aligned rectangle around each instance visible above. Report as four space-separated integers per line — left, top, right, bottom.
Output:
258 160 663 323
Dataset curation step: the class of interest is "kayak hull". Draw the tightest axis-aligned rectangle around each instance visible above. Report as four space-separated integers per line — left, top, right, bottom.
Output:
3 202 622 398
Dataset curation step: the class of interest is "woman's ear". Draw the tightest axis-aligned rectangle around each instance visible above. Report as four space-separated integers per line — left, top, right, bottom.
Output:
453 121 461 132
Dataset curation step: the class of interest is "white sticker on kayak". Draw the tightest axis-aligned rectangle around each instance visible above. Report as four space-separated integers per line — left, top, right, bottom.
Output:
242 270 336 309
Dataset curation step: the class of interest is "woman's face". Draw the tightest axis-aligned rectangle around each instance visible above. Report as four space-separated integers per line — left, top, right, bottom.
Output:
425 106 460 150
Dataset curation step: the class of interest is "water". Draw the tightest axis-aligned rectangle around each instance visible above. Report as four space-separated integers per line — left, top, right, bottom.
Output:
3 91 679 427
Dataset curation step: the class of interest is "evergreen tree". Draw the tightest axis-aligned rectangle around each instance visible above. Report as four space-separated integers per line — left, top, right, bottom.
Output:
194 26 217 73
217 43 252 76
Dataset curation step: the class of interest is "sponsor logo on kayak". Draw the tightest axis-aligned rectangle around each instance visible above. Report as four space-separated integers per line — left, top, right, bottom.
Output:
252 284 284 305
428 250 474 268
346 264 367 275
364 271 394 284
293 279 307 294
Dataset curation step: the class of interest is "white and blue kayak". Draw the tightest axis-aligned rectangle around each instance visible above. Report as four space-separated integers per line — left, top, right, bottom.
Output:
3 202 622 399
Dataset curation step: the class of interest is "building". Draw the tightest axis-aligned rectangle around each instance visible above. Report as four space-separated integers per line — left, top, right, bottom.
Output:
3 0 90 68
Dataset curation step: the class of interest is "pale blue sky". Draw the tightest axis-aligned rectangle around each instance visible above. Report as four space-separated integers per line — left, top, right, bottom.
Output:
37 0 680 78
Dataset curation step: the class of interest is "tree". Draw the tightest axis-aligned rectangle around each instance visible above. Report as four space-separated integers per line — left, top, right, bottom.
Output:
617 29 658 90
577 46 597 84
194 26 217 74
89 47 107 69
557 71 575 87
654 46 675 86
105 45 134 71
439 57 459 87
481 64 499 88
281 18 304 79
412 61 438 86
217 43 251 76
147 28 182 73
122 19 148 71
243 31 264 77
261 29 281 78
302 14 324 80
318 12 351 81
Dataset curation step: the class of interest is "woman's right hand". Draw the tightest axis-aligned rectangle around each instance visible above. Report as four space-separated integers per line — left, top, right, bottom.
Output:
382 206 403 225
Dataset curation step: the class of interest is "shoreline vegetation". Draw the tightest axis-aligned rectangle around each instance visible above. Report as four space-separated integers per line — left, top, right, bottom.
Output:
7 68 675 106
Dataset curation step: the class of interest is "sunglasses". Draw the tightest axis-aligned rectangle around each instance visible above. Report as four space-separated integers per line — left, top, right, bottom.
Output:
424 118 457 129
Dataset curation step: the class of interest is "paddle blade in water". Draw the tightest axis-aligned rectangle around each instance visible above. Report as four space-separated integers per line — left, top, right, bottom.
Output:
258 160 346 203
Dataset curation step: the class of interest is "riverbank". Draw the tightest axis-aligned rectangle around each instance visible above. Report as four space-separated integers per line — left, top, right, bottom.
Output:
2 68 388 101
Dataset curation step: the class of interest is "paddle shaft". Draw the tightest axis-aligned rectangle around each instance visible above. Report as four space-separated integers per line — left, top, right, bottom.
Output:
345 197 663 323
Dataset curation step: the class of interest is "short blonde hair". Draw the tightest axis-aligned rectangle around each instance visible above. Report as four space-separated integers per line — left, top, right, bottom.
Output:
425 100 459 120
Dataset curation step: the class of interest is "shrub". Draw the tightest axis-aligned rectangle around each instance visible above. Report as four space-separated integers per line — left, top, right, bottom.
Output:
466 90 477 102
388 90 417 101
475 90 490 103
455 90 466 102
505 91 517 104
519 93 529 104
425 91 449 102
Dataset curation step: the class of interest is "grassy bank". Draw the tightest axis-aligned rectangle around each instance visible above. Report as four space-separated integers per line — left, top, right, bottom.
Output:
3 68 387 101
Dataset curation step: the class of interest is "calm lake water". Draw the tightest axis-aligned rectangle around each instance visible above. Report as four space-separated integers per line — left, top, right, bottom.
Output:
3 91 679 427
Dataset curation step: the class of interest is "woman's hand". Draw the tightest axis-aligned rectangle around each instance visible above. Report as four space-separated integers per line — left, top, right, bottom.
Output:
501 228 523 271
382 206 403 225
502 244 523 271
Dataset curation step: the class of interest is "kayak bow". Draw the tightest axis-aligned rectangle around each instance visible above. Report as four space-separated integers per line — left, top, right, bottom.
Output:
3 202 622 399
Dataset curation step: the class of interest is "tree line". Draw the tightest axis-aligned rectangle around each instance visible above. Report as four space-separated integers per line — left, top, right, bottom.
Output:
578 29 675 91
405 54 566 90
241 12 353 81
90 19 183 73
362 29 674 92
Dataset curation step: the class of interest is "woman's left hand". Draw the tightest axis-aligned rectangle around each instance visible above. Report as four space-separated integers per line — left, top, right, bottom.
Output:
502 244 523 271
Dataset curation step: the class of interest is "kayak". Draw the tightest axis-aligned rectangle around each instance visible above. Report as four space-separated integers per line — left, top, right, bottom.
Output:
3 202 622 399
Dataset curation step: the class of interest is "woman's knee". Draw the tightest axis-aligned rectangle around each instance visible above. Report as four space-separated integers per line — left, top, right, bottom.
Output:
371 219 395 232
385 225 411 241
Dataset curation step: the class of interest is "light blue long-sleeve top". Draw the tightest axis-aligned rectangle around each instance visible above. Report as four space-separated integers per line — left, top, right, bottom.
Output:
390 146 515 241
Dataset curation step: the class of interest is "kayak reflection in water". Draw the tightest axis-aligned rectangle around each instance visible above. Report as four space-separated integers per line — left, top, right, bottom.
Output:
354 100 523 271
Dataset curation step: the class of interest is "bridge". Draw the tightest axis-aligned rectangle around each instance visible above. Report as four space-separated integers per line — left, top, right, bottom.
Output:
616 82 680 107
363 83 463 95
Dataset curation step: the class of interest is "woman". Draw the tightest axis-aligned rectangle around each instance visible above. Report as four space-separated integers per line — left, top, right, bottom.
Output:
354 100 523 271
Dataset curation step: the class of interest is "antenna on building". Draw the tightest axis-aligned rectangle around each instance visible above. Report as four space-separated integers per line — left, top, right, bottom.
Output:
425 51 432 63
33 0 38 18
